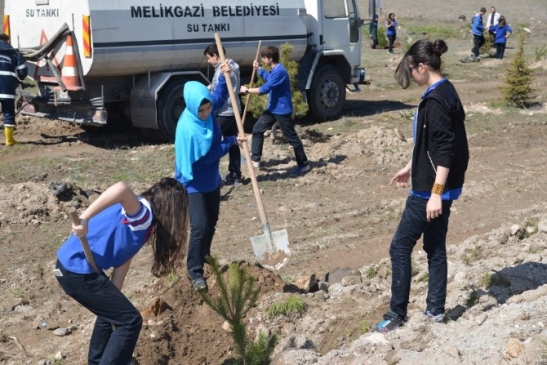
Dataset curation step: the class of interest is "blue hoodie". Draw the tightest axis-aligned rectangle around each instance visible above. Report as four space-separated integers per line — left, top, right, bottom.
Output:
174 78 237 193
472 12 484 36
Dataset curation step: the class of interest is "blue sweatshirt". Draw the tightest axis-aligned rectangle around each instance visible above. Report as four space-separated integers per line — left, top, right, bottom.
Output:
492 24 512 44
472 13 484 36
174 77 237 193
258 63 293 115
57 199 153 274
386 19 397 36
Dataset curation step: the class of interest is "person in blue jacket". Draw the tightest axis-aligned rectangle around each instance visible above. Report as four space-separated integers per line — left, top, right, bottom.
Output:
0 33 28 146
386 13 398 54
491 16 512 60
241 46 311 176
55 178 190 365
175 61 246 291
471 7 487 59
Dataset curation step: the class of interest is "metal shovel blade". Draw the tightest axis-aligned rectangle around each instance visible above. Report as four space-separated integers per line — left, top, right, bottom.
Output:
251 229 290 271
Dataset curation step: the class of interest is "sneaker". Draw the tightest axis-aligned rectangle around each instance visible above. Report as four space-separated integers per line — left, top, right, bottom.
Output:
252 161 261 169
424 309 444 322
224 172 242 186
375 310 406 333
290 164 311 177
191 277 207 291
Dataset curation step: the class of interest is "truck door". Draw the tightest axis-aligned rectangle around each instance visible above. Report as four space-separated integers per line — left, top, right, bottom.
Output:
321 0 361 65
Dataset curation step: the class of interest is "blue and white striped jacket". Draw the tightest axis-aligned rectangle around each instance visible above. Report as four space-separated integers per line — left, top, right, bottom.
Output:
0 40 28 100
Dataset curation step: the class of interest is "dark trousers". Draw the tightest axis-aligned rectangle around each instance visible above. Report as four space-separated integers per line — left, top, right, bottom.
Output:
472 34 485 57
387 34 396 53
0 99 15 127
389 195 453 318
217 114 241 175
371 37 378 49
251 111 308 167
187 188 221 280
55 260 142 365
495 43 506 59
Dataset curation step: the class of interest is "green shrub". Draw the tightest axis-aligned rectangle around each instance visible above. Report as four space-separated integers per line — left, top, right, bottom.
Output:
199 257 277 365
364 266 378 279
500 32 535 108
377 27 388 49
535 44 547 61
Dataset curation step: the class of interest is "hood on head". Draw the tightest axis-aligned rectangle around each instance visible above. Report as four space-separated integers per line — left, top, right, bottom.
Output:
183 81 213 118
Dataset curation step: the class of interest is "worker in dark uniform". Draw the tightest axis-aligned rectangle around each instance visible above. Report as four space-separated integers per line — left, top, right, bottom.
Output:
0 33 28 146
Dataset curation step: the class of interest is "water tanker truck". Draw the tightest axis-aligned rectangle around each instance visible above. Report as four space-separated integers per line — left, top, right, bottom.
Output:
3 0 374 142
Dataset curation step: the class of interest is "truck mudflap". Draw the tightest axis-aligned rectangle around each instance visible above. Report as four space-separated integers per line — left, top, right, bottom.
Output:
18 90 107 125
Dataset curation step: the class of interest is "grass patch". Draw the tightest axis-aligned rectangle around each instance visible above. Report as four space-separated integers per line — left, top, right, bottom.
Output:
266 295 307 319
405 25 459 40
417 272 429 283
364 266 378 279
0 147 174 185
479 272 511 289
466 289 478 307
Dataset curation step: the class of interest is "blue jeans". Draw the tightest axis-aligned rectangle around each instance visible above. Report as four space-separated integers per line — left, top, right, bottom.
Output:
389 195 453 318
187 188 221 280
251 111 308 167
55 260 142 365
0 99 15 127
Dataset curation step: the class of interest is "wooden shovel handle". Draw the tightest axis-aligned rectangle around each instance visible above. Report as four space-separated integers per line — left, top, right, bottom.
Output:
241 40 261 126
214 33 269 228
69 208 100 273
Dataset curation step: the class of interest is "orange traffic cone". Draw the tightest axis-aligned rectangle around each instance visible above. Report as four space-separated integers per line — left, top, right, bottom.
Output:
55 35 83 91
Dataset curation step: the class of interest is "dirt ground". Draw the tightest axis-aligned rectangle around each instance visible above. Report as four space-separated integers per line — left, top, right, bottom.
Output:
1 1 547 364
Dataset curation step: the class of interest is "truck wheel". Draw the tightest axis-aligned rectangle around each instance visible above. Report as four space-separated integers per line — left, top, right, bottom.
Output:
156 80 186 142
309 65 346 121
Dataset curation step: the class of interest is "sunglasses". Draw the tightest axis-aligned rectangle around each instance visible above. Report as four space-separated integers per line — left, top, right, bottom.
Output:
409 62 429 72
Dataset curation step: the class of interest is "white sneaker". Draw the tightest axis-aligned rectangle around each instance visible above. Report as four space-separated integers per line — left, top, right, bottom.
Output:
252 161 261 168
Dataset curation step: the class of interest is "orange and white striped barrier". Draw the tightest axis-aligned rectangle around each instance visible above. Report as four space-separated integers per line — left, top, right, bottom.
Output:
55 34 83 91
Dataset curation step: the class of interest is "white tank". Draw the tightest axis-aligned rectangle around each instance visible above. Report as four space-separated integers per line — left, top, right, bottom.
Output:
5 0 309 79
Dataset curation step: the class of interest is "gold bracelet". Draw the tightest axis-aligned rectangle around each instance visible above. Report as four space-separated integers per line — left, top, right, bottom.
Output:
431 183 445 195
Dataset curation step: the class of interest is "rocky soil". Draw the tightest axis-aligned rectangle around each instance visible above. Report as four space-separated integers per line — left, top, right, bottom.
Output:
1 0 547 364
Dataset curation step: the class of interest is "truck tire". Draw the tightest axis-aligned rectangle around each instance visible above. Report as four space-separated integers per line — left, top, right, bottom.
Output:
156 80 186 142
309 65 346 121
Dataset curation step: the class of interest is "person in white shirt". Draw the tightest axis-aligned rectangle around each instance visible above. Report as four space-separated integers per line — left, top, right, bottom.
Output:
485 6 500 30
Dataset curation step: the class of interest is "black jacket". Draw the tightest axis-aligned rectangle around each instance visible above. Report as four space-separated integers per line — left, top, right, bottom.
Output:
412 80 469 192
0 41 28 100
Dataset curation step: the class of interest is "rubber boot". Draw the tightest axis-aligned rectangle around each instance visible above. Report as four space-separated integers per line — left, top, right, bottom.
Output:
4 126 17 146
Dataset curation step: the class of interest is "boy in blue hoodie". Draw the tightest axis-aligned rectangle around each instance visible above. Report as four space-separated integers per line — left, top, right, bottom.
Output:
471 7 486 59
241 46 311 177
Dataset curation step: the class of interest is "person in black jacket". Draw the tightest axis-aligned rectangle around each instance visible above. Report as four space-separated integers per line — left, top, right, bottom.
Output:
376 39 469 333
0 33 28 146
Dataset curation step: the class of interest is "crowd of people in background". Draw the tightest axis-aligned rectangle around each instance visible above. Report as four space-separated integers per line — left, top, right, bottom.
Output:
462 5 512 62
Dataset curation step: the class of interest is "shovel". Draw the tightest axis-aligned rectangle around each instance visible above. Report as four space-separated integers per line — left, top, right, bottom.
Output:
69 207 100 273
214 33 290 271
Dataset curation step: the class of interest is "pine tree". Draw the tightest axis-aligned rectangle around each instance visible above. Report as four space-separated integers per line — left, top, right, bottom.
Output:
500 32 535 108
246 43 308 120
199 257 277 365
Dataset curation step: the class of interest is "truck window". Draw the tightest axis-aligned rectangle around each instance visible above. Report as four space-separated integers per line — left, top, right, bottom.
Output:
324 0 347 18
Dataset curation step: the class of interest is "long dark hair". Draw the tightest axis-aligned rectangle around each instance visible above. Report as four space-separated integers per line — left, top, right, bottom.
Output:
395 39 448 89
141 177 189 277
498 15 506 27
